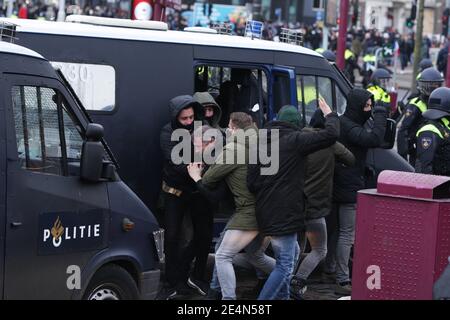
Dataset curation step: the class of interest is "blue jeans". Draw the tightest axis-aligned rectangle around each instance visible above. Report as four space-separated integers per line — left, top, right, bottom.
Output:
215 230 259 300
210 231 275 293
258 233 299 300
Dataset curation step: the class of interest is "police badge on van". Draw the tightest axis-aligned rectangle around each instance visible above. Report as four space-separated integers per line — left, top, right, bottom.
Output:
39 211 107 255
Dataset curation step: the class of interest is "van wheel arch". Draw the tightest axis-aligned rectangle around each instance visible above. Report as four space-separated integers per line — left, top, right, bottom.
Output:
82 264 139 300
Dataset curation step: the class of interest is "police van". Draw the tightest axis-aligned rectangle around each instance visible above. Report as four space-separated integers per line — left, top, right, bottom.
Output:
0 16 412 229
0 23 163 299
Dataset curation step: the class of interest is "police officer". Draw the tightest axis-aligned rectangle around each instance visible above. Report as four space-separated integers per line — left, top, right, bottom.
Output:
397 68 444 166
321 50 336 63
343 43 360 85
366 68 392 112
415 87 450 175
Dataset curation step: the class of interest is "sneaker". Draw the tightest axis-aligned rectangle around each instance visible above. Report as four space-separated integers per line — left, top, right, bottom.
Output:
156 285 177 300
204 288 222 300
290 276 308 300
321 271 336 284
335 281 352 296
176 282 195 296
187 277 209 296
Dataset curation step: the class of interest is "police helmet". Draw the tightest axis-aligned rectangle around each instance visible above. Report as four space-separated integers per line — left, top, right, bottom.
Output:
417 67 444 97
370 68 392 87
419 58 433 72
321 50 336 62
423 87 450 120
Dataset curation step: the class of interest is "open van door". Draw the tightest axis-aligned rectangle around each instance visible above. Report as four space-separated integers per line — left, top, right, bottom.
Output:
3 75 110 299
0 77 6 297
270 67 297 120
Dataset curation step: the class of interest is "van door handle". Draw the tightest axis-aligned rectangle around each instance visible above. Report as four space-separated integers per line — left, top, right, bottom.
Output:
11 222 23 228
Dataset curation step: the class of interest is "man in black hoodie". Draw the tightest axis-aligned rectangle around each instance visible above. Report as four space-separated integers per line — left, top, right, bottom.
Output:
325 88 387 296
159 95 204 299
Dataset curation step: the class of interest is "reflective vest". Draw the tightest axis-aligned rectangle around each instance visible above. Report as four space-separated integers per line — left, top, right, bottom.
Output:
315 48 325 54
367 85 391 104
297 86 322 105
363 54 376 63
409 97 427 114
416 118 450 139
345 49 354 60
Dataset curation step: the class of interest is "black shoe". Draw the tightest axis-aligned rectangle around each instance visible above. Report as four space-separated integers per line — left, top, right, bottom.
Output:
176 282 195 296
204 288 222 300
187 277 209 296
290 276 308 300
156 285 177 300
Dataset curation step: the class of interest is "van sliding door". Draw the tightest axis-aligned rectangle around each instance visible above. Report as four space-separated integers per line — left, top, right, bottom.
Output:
269 67 297 121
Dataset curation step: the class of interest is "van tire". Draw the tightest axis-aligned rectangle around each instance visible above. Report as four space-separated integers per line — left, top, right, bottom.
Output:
83 264 139 300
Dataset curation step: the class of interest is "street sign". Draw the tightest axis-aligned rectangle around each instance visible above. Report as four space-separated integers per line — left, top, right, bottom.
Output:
316 10 323 21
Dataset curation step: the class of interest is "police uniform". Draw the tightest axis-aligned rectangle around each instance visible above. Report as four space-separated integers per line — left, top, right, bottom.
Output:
366 69 392 113
397 97 427 165
366 84 391 110
415 87 450 176
416 118 450 174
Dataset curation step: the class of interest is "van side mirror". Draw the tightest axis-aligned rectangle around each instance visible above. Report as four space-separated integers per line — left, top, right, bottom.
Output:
81 123 105 182
381 118 396 149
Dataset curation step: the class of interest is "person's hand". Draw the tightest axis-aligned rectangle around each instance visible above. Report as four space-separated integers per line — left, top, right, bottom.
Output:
318 98 332 117
187 163 203 182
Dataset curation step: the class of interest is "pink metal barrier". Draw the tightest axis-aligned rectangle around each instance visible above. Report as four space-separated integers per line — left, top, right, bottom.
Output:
352 170 450 300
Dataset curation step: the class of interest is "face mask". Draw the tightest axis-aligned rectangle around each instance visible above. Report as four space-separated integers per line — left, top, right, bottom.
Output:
363 110 372 122
205 116 214 125
179 122 194 132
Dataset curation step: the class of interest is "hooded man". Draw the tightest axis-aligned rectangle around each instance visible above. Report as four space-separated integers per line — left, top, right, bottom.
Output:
158 95 205 299
325 88 387 296
193 91 223 130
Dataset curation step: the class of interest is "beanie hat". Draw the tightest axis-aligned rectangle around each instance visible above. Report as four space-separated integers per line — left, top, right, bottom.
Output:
277 105 302 127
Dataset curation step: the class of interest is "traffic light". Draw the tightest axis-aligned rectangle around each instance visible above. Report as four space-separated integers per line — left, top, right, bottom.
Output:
406 18 414 28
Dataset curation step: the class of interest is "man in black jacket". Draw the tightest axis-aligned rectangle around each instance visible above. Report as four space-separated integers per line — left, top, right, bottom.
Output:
325 88 387 296
158 95 204 299
248 99 340 300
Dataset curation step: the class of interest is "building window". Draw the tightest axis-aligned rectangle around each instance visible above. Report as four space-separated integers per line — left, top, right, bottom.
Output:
312 0 324 10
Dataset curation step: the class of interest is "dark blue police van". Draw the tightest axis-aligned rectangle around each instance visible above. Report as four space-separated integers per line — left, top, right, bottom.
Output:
0 23 163 299
1 16 413 226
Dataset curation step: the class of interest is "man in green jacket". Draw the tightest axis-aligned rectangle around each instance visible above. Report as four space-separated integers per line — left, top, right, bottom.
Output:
201 112 259 300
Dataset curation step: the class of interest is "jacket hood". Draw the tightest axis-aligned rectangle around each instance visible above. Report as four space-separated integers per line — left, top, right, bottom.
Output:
343 88 373 125
193 91 222 127
169 95 204 129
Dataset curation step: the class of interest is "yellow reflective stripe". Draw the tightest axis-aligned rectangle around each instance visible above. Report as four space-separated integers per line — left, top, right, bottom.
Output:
442 118 450 128
416 72 421 80
410 98 427 113
416 124 444 139
363 55 376 62
316 48 325 53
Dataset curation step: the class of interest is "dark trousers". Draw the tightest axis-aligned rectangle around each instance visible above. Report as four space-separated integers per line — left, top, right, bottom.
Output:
163 192 213 287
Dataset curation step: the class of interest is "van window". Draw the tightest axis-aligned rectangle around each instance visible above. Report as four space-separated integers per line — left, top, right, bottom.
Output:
336 84 347 116
297 75 335 124
194 65 268 128
51 62 116 112
12 86 84 176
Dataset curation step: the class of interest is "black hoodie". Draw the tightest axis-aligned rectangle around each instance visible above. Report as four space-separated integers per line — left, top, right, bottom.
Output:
333 88 387 203
160 95 204 193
